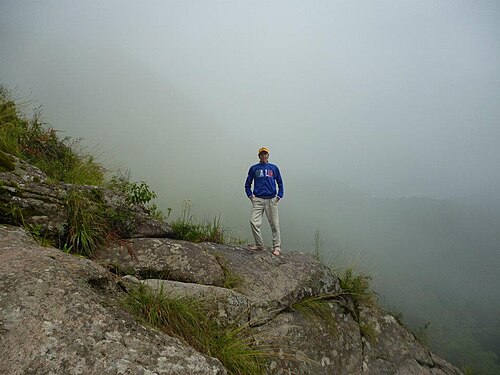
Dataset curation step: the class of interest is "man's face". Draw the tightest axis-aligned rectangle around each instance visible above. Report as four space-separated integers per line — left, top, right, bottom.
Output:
259 152 269 163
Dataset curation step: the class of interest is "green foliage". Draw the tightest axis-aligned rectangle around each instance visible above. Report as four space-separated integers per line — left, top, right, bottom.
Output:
0 150 15 172
338 267 375 305
170 200 225 243
291 294 338 333
463 365 478 375
359 321 378 343
122 284 266 375
64 189 109 257
147 203 165 222
0 202 54 247
25 223 55 247
214 253 244 290
126 181 157 205
107 172 165 224
0 87 105 185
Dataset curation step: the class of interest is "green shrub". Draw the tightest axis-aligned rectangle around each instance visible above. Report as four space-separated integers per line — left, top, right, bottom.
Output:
123 284 266 375
338 267 375 305
126 181 157 205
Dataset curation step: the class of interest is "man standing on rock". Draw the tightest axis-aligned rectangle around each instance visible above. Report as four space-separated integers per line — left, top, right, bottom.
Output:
245 147 284 256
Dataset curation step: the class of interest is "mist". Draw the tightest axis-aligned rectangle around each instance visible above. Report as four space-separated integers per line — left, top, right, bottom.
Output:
1 1 500 372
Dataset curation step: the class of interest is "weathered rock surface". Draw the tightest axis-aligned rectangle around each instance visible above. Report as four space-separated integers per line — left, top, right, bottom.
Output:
0 152 172 239
106 241 462 374
142 278 251 326
98 238 226 286
1 157 464 375
0 225 227 375
254 303 364 375
199 242 341 323
359 306 463 374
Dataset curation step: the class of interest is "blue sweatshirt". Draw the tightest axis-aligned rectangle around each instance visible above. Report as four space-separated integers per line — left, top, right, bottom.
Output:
245 162 284 199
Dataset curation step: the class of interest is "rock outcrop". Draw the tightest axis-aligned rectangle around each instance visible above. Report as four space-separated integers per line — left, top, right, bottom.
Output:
0 153 172 240
0 153 464 374
0 225 226 375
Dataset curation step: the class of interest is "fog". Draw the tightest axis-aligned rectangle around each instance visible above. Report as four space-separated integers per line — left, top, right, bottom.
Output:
1 1 500 372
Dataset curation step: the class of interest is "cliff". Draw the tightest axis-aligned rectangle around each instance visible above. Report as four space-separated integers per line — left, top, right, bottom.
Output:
0 153 463 374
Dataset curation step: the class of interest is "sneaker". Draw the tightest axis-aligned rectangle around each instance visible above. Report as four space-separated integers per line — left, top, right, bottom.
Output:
272 247 281 256
248 245 264 251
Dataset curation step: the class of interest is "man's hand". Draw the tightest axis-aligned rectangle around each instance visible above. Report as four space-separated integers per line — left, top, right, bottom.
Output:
249 195 255 202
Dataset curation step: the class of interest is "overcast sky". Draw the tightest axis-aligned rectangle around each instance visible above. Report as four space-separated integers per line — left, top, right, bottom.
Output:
1 0 499 202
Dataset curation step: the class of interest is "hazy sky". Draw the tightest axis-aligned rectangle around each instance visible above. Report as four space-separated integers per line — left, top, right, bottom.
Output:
1 0 499 202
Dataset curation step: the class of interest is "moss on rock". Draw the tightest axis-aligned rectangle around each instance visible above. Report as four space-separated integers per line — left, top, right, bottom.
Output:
0 150 15 172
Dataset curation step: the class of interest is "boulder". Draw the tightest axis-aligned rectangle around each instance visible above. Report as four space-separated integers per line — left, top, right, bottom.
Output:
98 238 226 286
254 303 363 375
0 225 227 375
142 279 251 326
359 306 463 374
0 219 464 375
199 242 341 322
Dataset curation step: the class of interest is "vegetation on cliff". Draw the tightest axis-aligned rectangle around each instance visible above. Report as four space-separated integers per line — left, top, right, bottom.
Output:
0 88 224 255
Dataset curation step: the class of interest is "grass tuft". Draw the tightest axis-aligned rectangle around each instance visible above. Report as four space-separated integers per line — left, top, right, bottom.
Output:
291 294 340 334
170 200 225 243
123 284 266 374
213 253 244 290
0 87 105 185
338 267 375 305
359 320 378 342
64 189 109 257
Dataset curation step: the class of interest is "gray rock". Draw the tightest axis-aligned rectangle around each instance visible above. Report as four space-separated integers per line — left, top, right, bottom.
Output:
142 279 250 326
0 224 227 375
199 243 341 323
0 153 172 240
359 306 463 374
98 238 226 286
254 303 363 375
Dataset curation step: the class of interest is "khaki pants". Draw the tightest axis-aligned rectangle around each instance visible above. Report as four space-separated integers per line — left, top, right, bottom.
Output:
250 197 281 248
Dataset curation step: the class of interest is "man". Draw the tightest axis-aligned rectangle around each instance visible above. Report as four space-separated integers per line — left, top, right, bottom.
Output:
244 147 284 256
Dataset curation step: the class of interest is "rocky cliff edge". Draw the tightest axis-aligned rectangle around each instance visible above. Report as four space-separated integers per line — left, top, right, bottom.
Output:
0 154 463 374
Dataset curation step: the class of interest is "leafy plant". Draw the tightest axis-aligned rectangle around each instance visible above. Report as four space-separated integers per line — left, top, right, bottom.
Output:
107 172 165 223
122 284 267 374
126 181 157 205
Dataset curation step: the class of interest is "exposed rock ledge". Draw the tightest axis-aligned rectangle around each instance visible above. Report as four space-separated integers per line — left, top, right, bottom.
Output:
0 224 463 375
